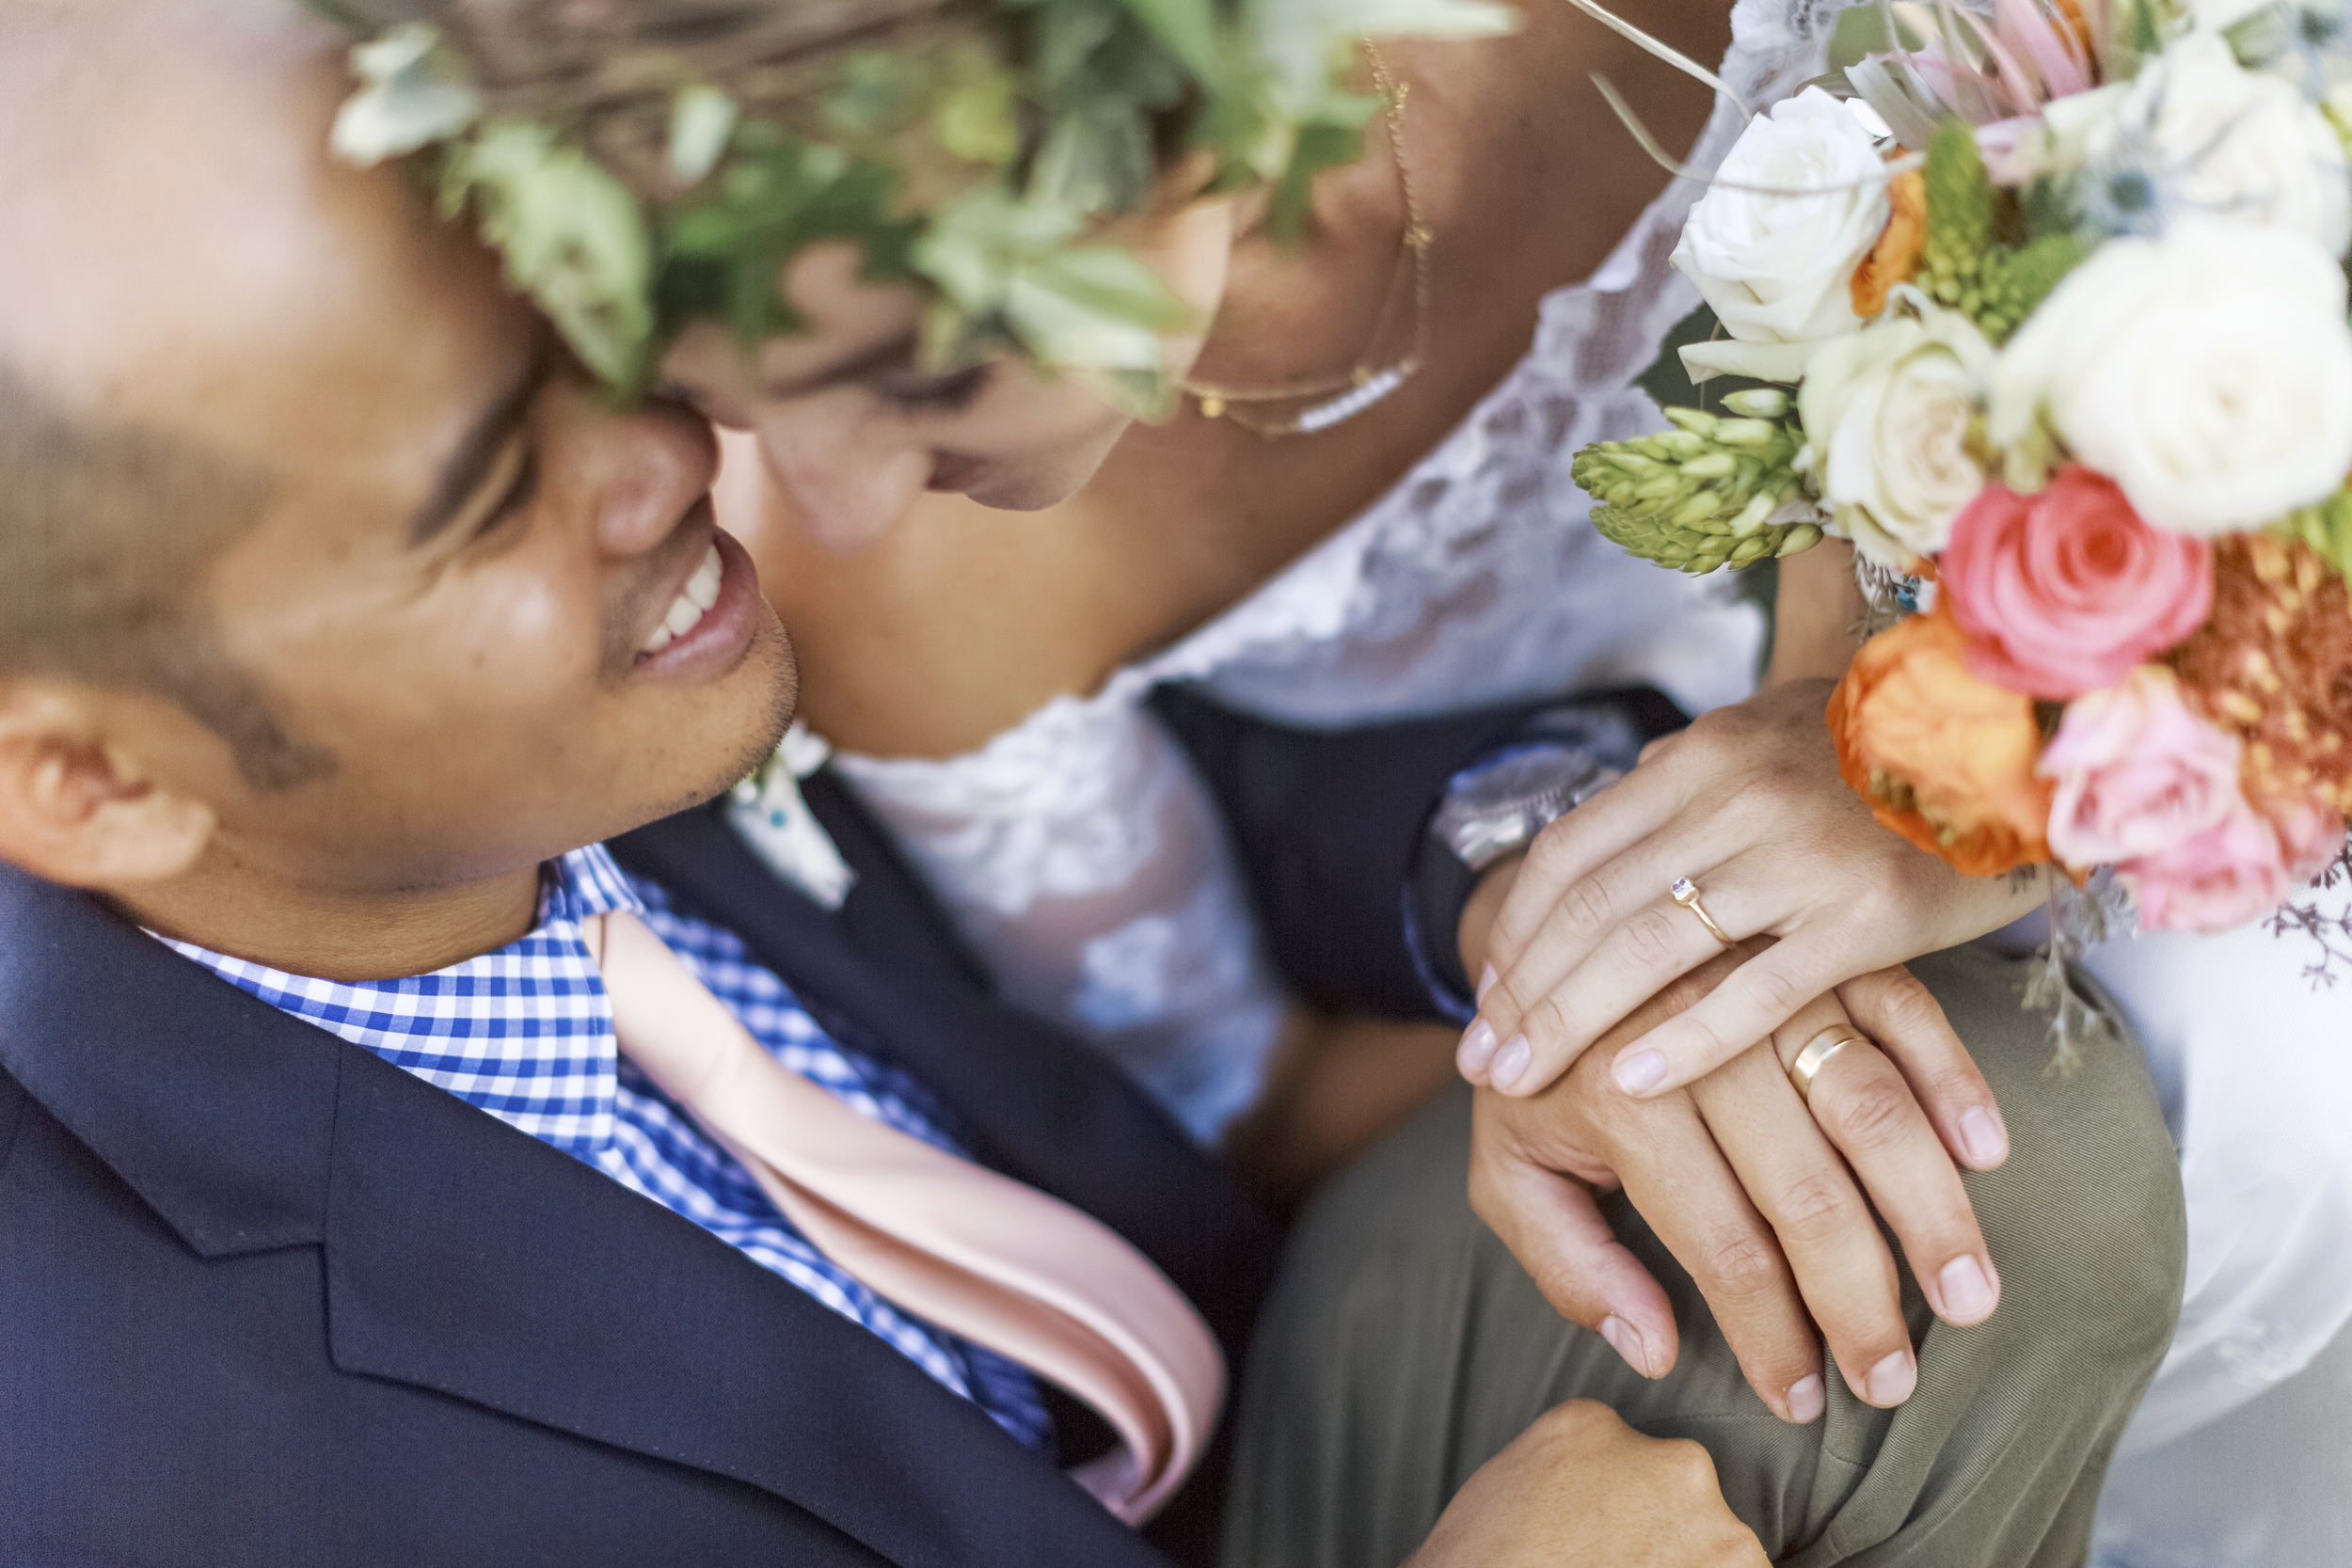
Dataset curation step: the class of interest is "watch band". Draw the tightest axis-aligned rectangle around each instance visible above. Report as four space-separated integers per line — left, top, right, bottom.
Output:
1406 698 1648 1017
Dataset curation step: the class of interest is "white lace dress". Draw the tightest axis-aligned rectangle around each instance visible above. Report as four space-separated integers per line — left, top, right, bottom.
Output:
795 0 2348 1556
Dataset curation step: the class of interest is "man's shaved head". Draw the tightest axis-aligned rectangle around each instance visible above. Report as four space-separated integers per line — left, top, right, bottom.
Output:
0 370 326 785
0 0 791 926
0 0 343 785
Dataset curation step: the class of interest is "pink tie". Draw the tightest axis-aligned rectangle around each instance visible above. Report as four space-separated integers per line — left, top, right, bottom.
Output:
581 910 1225 1523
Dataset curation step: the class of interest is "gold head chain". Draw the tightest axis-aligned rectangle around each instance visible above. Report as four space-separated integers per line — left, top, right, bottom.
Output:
1177 40 1434 438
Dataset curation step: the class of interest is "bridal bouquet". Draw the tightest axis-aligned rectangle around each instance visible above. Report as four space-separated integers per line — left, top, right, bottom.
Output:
1573 0 2352 941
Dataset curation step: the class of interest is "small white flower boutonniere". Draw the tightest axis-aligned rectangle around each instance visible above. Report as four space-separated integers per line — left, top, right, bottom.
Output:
730 721 858 911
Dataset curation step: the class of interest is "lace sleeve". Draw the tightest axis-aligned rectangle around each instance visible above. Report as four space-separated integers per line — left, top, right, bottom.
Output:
830 691 1289 1145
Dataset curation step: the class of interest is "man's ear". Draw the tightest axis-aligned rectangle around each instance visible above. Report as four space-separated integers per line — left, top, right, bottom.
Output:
0 680 216 888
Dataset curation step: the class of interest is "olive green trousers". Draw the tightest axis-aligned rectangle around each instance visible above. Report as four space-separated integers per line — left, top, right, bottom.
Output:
1223 946 2187 1568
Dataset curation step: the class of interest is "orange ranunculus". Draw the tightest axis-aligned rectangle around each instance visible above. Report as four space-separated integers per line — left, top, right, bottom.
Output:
2169 533 2352 816
1827 603 2055 876
1850 167 1926 319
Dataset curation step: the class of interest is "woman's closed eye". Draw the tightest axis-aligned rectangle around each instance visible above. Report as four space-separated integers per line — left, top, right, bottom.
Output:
871 364 991 416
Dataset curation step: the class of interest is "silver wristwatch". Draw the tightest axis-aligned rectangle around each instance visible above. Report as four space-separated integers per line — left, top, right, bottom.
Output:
1429 742 1623 871
1408 699 1648 1010
1430 695 1645 872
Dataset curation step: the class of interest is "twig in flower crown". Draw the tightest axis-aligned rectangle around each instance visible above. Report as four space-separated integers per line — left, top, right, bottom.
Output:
2022 871 2127 1077
1549 0 1755 118
1589 75 1924 195
2265 843 2352 987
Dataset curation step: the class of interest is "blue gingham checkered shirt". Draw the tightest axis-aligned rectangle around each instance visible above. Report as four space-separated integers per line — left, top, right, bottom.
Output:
160 845 1052 1452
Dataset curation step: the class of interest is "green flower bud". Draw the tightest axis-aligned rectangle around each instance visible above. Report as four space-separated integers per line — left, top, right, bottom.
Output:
1669 490 1726 527
1726 490 1782 537
1775 522 1825 557
1720 388 1789 420
1710 418 1781 449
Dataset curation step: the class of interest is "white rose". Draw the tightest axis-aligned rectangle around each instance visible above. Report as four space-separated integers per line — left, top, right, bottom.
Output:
1671 87 1892 384
2083 33 2351 256
2187 0 2277 32
1798 290 1996 567
1988 224 2352 533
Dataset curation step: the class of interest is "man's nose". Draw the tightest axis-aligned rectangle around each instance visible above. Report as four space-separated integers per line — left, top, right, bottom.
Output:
751 395 932 555
587 394 723 560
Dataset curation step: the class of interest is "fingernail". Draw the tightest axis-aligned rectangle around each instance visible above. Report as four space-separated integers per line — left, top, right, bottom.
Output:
1866 1350 1916 1407
1939 1255 1996 1323
1599 1314 1649 1376
1960 1106 2009 1167
1787 1374 1825 1424
1476 962 1498 1004
1457 1019 1499 1078
1613 1050 1668 1095
1491 1034 1532 1092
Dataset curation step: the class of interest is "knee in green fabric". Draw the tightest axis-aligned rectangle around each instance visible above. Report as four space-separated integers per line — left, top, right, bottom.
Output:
1779 946 2191 1568
1910 945 2187 1370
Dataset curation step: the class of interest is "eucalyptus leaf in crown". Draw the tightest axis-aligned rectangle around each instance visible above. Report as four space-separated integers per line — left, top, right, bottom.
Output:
316 0 1515 412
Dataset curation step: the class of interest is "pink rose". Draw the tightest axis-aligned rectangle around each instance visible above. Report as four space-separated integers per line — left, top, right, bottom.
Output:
2039 668 2243 868
2266 790 2350 883
1940 467 2214 699
2127 800 2293 933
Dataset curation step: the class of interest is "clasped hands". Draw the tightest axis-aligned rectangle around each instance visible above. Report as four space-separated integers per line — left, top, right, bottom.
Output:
1452 679 2046 1420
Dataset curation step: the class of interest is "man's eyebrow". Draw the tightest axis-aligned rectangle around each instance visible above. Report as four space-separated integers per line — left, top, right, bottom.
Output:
408 350 550 547
762 328 921 397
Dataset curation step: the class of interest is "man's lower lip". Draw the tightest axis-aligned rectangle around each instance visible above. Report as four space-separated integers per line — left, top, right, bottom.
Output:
634 523 761 680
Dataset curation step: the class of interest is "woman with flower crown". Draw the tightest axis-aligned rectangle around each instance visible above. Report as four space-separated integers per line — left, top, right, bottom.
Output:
319 0 2345 1560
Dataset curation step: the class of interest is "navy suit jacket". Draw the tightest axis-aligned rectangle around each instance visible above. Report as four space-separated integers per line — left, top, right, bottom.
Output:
0 691 1663 1565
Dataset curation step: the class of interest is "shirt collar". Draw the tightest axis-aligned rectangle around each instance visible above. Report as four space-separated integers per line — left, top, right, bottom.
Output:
543 844 646 924
155 844 646 1163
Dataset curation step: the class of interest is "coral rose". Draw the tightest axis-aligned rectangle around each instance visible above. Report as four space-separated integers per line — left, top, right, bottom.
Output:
1940 467 2213 700
1828 604 2054 877
2039 667 2243 869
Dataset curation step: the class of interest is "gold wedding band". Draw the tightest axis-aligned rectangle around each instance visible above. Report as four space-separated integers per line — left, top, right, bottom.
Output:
1788 1028 1858 1106
1670 877 1738 947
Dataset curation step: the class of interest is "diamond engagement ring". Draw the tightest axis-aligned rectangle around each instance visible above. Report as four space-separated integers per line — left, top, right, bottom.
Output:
1669 877 1738 947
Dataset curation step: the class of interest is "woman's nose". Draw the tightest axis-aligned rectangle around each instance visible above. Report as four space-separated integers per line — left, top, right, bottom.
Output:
751 398 933 555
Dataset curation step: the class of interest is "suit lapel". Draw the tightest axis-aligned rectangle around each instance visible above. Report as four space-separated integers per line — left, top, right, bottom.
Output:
320 1040 1157 1568
0 865 1162 1568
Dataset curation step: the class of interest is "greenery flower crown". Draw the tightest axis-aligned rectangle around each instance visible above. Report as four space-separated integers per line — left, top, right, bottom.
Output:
311 0 1513 414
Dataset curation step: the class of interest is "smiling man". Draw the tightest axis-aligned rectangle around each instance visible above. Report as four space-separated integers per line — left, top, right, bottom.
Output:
0 4 1786 1564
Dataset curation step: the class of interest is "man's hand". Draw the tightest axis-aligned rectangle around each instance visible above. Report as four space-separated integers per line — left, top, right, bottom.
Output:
1466 933 2003 1418
1463 678 2042 1117
1406 1400 1768 1568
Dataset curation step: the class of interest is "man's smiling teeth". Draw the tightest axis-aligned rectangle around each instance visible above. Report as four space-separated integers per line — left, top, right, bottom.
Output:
641 543 723 655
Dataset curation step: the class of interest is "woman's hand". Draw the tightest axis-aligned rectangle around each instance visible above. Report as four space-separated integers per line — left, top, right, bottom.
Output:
1460 677 2044 1110
1406 1400 1767 1568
